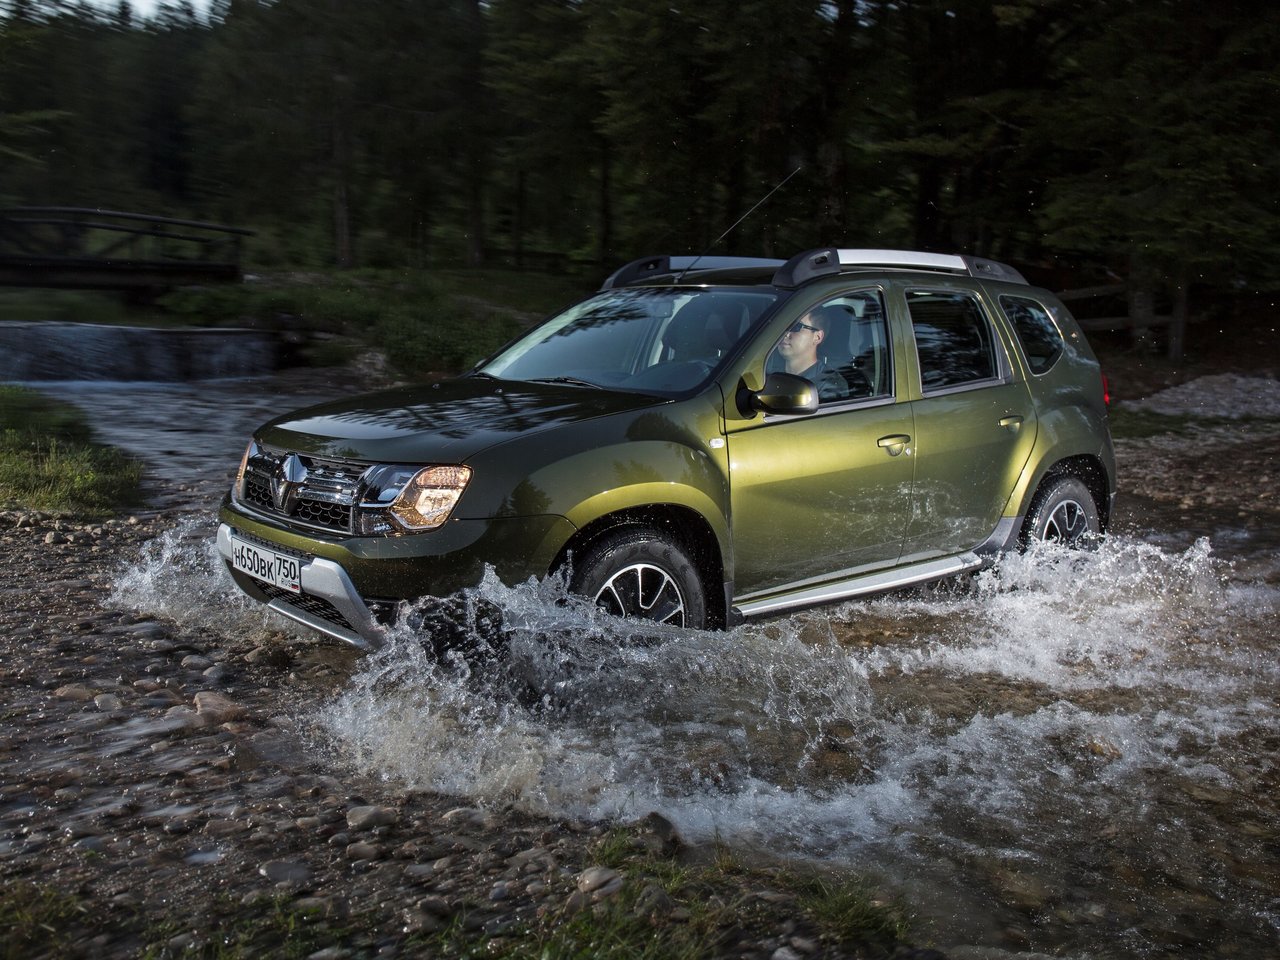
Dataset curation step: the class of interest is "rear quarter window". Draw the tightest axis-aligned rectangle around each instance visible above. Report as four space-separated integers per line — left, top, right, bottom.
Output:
1000 295 1064 374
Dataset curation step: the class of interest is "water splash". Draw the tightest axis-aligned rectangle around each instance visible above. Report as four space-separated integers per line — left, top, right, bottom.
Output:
107 515 292 638
310 536 1278 868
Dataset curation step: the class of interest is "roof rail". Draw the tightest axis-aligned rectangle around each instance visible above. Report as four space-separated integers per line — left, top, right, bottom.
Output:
600 255 785 290
772 248 1028 287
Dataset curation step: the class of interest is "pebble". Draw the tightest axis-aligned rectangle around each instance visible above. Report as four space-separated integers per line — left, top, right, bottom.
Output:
576 865 623 900
346 841 382 861
347 804 398 831
193 691 246 724
259 859 311 884
53 684 95 701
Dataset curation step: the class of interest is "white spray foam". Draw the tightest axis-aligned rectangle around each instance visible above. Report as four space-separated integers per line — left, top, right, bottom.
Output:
311 535 1278 870
107 515 301 639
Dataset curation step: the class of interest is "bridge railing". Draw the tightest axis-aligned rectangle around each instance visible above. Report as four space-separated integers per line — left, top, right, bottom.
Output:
0 206 253 266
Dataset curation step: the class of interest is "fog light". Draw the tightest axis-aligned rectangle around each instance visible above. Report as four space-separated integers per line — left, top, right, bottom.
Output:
389 465 472 531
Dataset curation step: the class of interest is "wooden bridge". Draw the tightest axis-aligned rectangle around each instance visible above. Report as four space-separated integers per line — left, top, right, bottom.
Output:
0 207 252 291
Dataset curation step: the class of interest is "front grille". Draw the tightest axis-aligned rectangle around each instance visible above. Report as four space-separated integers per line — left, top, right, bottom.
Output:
240 448 364 533
261 583 355 631
294 497 352 529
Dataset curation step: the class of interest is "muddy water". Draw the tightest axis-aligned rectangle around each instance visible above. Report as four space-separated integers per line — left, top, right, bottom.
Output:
66 375 1280 958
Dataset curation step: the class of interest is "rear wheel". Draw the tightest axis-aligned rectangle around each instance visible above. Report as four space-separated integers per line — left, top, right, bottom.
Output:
1023 476 1101 546
570 527 707 629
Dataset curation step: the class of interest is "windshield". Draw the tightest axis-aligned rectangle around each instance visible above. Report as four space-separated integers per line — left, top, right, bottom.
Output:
478 287 780 396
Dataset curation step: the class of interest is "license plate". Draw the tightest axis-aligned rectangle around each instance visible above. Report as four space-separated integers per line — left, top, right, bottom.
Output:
230 536 301 593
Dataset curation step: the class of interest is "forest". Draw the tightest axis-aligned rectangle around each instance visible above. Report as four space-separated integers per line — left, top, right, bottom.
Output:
2 0 1278 299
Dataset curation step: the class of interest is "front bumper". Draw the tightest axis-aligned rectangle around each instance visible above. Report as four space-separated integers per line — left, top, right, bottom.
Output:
216 504 576 650
217 523 384 649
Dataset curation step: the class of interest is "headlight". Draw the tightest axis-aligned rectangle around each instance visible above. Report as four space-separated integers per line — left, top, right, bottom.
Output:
233 440 257 501
388 465 472 532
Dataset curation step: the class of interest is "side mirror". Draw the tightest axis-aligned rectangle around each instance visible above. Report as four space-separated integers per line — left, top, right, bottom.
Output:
745 371 820 415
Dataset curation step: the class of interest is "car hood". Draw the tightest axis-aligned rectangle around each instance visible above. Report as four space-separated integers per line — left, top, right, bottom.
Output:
254 377 668 464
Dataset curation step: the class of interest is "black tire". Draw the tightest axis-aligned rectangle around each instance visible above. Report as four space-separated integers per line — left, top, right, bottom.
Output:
1022 476 1101 546
569 526 707 629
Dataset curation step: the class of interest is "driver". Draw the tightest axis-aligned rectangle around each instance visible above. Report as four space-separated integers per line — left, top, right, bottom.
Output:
773 306 849 402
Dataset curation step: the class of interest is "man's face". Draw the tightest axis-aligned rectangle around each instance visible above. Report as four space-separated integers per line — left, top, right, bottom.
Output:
776 315 824 370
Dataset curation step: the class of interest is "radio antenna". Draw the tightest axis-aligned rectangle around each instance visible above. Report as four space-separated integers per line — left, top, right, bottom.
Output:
676 166 803 282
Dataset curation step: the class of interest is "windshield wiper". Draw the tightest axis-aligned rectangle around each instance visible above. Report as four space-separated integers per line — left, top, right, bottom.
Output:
529 376 601 389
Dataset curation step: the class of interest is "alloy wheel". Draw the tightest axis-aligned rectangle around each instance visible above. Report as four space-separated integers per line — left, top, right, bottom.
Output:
593 562 686 625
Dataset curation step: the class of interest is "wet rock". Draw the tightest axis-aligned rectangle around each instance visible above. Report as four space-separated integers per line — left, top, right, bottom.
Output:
633 882 673 917
402 909 446 934
164 705 201 729
1087 738 1122 761
204 819 246 837
993 870 1053 912
416 894 455 918
193 691 246 725
53 684 95 702
577 865 623 900
346 841 383 861
347 804 398 831
442 806 488 828
94 693 123 712
259 859 312 885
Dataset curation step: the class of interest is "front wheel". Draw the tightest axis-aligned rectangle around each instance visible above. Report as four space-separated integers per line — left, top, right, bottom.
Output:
569 527 707 629
1023 476 1101 546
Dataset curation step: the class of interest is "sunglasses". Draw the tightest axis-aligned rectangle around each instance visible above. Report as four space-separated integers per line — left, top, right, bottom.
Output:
787 321 820 334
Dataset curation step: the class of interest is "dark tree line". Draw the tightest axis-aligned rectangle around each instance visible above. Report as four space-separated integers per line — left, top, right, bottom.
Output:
2 0 1278 296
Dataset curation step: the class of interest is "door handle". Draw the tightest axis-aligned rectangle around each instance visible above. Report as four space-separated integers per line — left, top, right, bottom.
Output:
998 415 1024 431
877 434 911 457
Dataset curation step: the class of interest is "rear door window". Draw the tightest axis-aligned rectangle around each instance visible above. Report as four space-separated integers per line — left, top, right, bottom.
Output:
906 290 1002 392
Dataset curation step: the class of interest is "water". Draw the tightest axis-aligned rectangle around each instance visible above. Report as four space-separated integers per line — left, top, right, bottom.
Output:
113 522 1280 958
0 321 279 381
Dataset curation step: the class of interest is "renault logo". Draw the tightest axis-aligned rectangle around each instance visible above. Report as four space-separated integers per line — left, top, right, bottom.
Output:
270 454 308 513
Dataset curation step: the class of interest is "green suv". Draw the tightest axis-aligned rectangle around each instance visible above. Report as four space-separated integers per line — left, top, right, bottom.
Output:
217 248 1114 647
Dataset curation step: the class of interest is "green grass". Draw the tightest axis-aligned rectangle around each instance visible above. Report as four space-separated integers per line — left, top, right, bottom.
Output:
0 882 87 960
468 828 913 960
0 385 143 515
139 895 377 960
